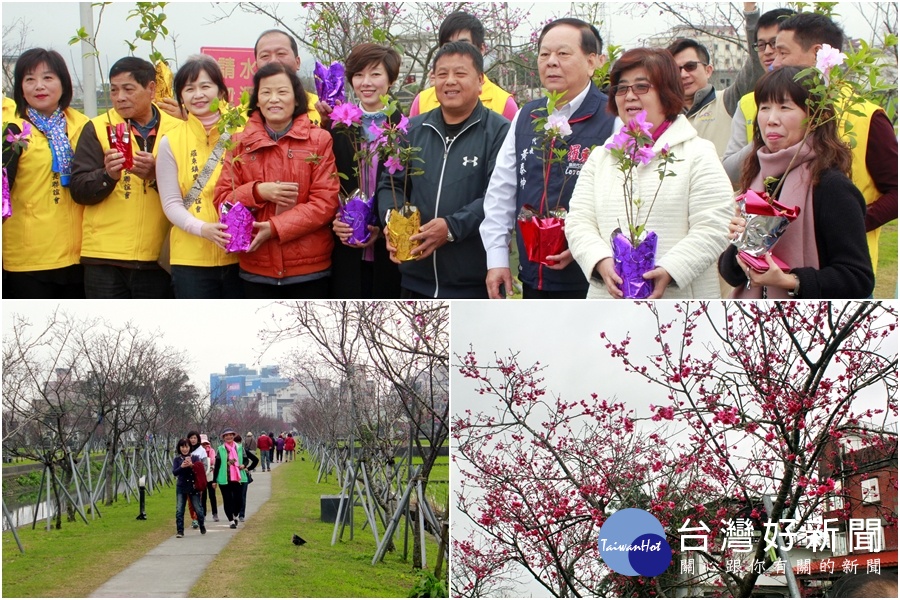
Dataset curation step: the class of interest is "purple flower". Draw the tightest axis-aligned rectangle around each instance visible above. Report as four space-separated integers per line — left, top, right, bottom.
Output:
397 114 410 134
544 113 572 137
5 121 31 146
313 61 346 107
634 145 656 165
330 102 363 128
625 110 653 137
385 155 405 174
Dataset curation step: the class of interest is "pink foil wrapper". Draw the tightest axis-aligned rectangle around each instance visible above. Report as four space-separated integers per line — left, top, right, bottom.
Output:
220 201 254 253
339 194 375 245
2 167 11 220
611 229 657 299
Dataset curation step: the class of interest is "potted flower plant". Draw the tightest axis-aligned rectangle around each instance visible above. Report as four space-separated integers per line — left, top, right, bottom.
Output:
211 92 253 253
517 91 575 267
604 110 678 299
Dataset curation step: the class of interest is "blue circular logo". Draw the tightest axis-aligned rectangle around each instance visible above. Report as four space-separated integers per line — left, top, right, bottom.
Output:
598 508 672 577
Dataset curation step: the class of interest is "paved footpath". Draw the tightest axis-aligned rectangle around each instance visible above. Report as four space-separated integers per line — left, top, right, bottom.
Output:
90 461 281 598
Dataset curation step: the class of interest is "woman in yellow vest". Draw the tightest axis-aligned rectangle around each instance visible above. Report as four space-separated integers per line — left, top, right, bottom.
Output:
2 48 88 298
157 55 242 298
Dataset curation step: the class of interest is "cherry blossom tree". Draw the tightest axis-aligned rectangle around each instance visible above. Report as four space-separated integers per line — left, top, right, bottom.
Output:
454 301 897 597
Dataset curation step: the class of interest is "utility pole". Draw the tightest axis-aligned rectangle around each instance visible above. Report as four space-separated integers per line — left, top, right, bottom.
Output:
79 2 98 117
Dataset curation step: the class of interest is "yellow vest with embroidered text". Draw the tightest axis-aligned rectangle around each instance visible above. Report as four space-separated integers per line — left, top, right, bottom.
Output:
80 106 180 262
4 108 89 271
163 114 240 267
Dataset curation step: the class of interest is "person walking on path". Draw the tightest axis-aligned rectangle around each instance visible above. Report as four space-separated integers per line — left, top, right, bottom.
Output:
284 433 296 461
256 431 272 472
234 434 260 522
199 434 220 522
275 433 285 462
186 430 207 529
213 427 247 529
172 438 206 538
268 432 276 465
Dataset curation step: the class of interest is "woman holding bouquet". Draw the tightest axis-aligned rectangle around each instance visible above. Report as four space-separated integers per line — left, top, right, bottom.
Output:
718 67 873 299
567 47 732 299
316 43 403 298
157 55 242 298
3 48 89 298
214 62 340 298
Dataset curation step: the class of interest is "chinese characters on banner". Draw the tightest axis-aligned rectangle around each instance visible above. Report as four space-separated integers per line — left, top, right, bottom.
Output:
200 47 256 103
676 517 887 576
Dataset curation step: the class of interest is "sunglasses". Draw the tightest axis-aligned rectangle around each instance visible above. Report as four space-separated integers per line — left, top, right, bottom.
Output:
612 83 654 97
678 61 709 73
755 39 778 52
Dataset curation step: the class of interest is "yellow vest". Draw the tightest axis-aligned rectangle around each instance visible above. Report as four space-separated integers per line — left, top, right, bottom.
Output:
2 96 16 121
416 75 513 117
739 93 884 270
3 108 89 271
306 91 321 126
162 114 240 267
81 106 180 262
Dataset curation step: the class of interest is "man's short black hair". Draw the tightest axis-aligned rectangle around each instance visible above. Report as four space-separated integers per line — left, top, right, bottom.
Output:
109 56 156 87
756 7 796 36
254 29 299 58
432 41 484 76
778 12 844 50
538 18 603 56
438 11 485 49
667 38 711 64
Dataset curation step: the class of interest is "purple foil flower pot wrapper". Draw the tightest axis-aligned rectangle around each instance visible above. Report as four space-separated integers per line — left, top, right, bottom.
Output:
220 201 254 253
314 61 346 108
611 229 658 299
339 195 376 245
2 167 11 220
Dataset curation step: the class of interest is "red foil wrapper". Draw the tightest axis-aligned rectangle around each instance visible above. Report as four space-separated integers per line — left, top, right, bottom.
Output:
219 201 254 253
517 204 568 266
106 123 134 170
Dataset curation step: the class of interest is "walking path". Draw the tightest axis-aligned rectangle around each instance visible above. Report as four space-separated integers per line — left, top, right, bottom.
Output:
90 461 282 598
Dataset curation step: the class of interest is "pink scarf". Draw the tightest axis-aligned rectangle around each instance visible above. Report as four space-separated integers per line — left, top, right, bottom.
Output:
225 441 241 482
731 140 819 299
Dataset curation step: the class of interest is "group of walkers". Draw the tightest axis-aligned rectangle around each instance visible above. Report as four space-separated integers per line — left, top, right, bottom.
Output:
2 4 895 300
255 430 296 471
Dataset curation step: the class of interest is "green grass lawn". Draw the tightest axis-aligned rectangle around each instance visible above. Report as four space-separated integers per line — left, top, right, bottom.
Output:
2 483 177 597
190 452 444 598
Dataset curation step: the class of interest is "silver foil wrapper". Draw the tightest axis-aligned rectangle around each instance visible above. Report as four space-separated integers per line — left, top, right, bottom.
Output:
730 198 792 258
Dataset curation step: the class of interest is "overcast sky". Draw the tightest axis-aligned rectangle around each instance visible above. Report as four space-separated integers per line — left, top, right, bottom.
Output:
2 1 882 86
1 300 304 391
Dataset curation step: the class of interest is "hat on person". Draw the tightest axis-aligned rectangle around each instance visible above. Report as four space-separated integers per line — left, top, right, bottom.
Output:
200 434 210 445
247 431 253 437
221 426 236 436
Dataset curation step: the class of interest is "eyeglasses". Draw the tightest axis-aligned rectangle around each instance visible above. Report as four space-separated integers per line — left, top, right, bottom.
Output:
612 83 654 96
755 39 778 52
677 61 709 73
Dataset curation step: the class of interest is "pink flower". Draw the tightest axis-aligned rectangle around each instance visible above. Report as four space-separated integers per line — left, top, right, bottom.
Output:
544 113 572 137
816 44 847 83
634 145 655 165
5 121 31 146
329 102 363 128
385 155 404 174
625 110 653 137
367 121 387 145
397 114 410 134
605 129 633 153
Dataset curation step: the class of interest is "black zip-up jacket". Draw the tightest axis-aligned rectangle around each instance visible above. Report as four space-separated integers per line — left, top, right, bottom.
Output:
377 101 509 298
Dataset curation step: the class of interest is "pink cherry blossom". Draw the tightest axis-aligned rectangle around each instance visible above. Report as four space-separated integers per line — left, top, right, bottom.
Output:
816 44 847 84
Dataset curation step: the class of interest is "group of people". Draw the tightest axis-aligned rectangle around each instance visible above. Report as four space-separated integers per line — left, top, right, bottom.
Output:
173 427 275 537
2 5 895 300
254 430 297 471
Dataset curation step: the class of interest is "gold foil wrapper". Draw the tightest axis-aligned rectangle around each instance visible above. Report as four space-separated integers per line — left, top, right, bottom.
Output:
386 203 421 262
154 61 173 104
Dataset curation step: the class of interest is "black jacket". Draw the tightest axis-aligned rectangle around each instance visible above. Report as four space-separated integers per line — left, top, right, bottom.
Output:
377 102 509 298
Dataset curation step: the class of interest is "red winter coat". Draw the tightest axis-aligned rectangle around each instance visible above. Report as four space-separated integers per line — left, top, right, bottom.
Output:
256 434 273 452
284 436 296 451
214 111 340 279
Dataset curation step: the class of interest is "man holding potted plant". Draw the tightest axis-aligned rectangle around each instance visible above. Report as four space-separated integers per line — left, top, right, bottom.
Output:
376 41 509 299
480 18 616 299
